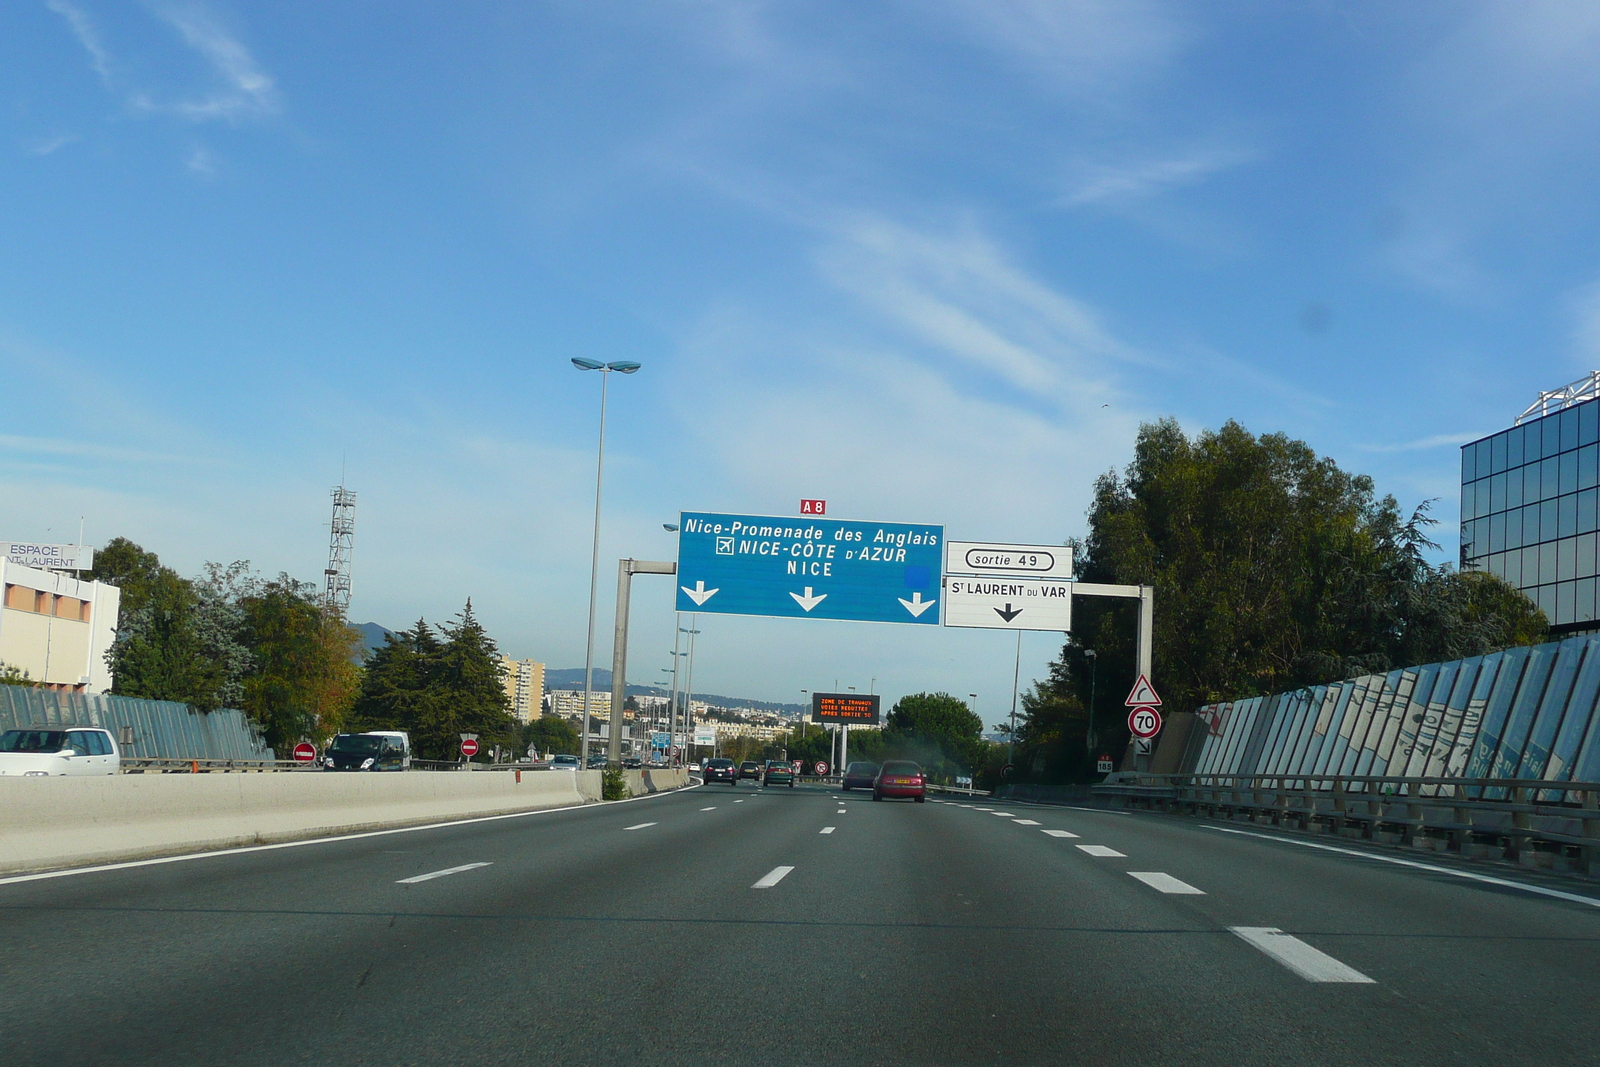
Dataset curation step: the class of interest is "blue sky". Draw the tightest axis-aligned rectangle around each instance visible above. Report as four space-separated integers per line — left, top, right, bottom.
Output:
5 2 1600 717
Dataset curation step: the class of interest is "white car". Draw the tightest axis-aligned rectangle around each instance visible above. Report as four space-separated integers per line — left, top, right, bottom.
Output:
0 727 121 776
548 754 581 771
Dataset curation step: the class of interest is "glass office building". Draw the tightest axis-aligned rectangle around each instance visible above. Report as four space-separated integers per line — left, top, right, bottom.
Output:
1460 374 1600 631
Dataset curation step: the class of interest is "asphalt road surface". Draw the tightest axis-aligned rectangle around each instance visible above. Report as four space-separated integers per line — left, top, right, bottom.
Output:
3 781 1599 1066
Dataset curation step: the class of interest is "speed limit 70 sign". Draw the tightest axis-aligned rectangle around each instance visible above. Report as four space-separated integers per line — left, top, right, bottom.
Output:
1127 706 1162 739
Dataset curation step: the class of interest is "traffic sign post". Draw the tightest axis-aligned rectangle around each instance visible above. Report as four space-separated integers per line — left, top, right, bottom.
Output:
944 541 1074 581
292 742 316 763
1127 706 1162 740
943 575 1073 631
675 512 943 625
1097 754 1114 774
1124 675 1161 708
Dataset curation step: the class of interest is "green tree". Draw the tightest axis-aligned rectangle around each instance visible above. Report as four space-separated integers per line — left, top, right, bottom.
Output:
523 715 580 757
0 662 37 687
92 539 252 710
238 575 361 752
84 537 169 617
1047 418 1549 778
348 619 446 738
347 603 518 760
881 693 985 779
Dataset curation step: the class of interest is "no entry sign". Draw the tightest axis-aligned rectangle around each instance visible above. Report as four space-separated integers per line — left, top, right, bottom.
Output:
292 742 316 763
1128 706 1162 739
461 738 480 757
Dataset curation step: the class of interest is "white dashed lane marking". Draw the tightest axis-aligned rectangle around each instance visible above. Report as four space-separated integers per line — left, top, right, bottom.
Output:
624 822 657 831
1077 845 1126 857
1128 872 1204 895
1230 927 1375 983
396 862 491 885
991 812 1015 817
820 827 835 834
1041 830 1080 838
752 866 795 889
1014 819 1040 826
700 807 717 811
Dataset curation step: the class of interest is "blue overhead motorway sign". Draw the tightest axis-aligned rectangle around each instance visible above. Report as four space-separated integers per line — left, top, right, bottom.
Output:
675 511 943 624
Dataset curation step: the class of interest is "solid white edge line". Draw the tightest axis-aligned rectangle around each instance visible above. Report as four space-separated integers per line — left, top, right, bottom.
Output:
820 827 835 834
623 822 657 831
752 865 795 889
0 780 702 888
1201 826 1600 909
1229 926 1375 983
396 861 492 885
1127 871 1205 894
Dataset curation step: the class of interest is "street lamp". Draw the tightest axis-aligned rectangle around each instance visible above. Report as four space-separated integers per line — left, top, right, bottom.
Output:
572 358 641 767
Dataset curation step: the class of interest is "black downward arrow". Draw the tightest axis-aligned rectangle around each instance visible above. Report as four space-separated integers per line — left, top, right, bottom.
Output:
994 603 1022 622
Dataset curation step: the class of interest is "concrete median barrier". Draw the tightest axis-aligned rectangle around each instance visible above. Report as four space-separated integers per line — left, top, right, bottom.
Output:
0 769 611 874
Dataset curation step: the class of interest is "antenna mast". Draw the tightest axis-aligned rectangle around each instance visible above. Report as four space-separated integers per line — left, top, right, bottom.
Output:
324 485 356 617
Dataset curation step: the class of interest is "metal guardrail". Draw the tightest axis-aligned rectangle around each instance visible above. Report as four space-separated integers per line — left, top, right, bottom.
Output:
121 758 312 773
1092 773 1600 869
119 759 564 774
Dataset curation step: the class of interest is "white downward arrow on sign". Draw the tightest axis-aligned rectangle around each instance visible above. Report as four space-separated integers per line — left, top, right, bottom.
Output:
790 587 827 612
681 580 719 606
898 591 937 617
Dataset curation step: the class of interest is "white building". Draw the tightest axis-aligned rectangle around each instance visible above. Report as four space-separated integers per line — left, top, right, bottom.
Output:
0 558 120 693
549 689 612 719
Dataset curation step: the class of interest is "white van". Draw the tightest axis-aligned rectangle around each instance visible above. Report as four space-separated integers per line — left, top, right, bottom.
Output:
0 727 121 776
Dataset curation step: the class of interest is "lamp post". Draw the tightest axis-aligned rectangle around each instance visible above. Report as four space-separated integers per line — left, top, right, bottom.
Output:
572 357 641 767
680 617 701 761
1084 648 1098 763
663 524 682 764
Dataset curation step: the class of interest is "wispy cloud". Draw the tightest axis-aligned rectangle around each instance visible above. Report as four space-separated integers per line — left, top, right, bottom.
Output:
932 0 1183 99
817 215 1136 410
0 433 219 467
26 133 79 156
1571 280 1600 362
1062 146 1256 206
149 3 280 121
185 145 215 176
46 0 113 82
1359 432 1482 453
46 0 280 124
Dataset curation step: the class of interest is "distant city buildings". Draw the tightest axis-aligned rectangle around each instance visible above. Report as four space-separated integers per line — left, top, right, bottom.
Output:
548 688 612 720
498 657 545 724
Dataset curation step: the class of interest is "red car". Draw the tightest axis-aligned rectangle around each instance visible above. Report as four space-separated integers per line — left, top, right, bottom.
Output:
873 760 926 803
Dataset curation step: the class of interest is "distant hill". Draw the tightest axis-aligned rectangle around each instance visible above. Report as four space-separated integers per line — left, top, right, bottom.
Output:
353 622 394 662
344 643 800 714
544 667 803 714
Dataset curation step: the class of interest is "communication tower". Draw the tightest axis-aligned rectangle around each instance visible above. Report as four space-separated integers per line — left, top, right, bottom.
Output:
324 485 356 616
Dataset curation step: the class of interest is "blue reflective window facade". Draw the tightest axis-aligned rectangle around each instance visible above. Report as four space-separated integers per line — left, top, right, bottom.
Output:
1461 396 1600 628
